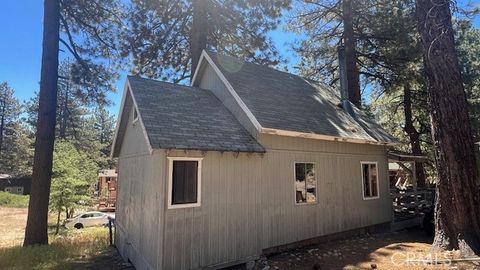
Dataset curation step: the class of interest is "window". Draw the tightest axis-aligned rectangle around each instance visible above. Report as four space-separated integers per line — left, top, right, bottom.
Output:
132 108 139 124
5 187 11 192
167 157 202 209
361 162 379 199
295 162 317 204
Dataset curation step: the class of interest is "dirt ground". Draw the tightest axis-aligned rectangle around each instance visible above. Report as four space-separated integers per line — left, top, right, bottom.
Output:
229 229 480 270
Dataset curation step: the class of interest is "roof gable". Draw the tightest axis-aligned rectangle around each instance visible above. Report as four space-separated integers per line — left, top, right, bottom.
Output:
111 76 265 157
194 51 395 145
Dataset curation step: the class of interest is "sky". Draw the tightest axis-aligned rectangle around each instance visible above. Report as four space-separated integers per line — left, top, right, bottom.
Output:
0 1 478 117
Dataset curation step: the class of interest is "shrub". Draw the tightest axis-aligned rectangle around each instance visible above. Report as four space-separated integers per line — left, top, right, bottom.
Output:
0 192 29 208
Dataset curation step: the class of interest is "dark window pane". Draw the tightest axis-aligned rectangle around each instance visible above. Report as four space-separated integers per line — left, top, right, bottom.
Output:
363 164 371 197
172 161 198 204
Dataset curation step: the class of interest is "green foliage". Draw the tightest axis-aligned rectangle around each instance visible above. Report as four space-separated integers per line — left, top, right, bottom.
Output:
123 0 291 82
0 192 29 208
50 141 98 217
0 227 110 269
24 61 117 170
0 82 34 176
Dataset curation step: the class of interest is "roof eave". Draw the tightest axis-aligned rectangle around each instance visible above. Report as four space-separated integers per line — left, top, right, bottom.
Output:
260 127 397 146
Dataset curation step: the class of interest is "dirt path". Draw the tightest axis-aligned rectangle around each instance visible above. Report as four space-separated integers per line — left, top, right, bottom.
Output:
0 207 27 248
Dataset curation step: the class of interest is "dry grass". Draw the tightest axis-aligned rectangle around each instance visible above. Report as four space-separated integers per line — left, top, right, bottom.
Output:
0 208 28 248
0 227 111 270
0 207 124 270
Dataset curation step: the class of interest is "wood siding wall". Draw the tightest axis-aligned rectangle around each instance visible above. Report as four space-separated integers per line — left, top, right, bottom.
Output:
158 136 391 269
115 105 165 270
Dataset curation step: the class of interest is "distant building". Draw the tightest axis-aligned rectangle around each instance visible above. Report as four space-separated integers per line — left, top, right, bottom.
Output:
96 169 117 211
0 176 32 195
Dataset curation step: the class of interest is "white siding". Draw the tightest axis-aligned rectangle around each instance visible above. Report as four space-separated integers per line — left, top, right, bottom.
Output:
159 135 391 269
116 106 166 270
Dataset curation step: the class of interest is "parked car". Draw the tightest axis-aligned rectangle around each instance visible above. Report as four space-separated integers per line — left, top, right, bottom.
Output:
65 211 113 229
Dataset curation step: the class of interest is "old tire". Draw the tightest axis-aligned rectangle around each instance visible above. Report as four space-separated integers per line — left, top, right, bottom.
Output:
74 223 84 229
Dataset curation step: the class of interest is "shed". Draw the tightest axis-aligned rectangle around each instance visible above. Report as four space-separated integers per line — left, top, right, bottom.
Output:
112 50 396 269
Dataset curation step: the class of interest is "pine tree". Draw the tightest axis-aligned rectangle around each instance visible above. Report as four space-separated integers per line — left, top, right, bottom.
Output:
50 141 97 234
25 0 122 246
0 82 22 169
416 0 480 254
122 0 291 82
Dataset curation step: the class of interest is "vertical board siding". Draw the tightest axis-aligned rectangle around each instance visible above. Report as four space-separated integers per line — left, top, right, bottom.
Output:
115 103 165 270
158 136 391 269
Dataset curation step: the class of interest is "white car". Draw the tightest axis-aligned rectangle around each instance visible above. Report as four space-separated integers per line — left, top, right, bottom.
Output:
65 211 113 229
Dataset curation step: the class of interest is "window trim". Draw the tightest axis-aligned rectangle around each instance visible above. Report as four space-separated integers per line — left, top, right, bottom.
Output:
294 161 318 205
361 161 380 200
167 157 203 209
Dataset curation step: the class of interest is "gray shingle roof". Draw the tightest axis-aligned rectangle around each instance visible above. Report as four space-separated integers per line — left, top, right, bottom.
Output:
128 76 265 153
206 51 395 144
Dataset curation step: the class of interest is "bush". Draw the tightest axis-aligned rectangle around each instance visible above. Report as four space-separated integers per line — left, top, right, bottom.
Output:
0 227 111 269
0 192 29 208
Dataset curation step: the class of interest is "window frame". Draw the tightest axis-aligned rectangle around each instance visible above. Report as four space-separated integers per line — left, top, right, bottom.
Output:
167 157 203 209
360 161 380 200
132 107 139 125
294 161 318 205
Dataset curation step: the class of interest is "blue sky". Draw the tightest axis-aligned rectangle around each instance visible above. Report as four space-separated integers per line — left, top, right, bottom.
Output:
1 1 478 116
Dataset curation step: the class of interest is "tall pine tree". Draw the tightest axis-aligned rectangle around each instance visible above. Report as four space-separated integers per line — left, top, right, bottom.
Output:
122 0 291 82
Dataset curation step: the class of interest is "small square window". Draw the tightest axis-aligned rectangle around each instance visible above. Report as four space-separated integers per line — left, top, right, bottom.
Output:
361 162 379 199
168 158 202 209
295 162 317 204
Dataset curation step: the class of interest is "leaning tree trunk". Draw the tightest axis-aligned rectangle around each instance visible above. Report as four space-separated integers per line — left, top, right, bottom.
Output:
24 0 60 246
190 0 208 79
342 0 361 107
416 0 480 255
403 84 427 187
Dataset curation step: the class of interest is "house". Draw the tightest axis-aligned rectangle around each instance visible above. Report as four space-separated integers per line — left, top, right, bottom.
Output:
111 50 396 270
0 175 32 195
96 169 117 211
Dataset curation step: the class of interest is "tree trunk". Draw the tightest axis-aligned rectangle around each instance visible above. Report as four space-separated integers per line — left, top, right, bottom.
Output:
342 0 361 107
24 0 60 246
416 0 480 255
55 205 61 235
190 0 208 79
403 84 427 187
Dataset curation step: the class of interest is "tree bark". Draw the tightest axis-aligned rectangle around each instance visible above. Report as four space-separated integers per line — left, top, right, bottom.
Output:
416 0 480 255
24 0 60 246
342 0 361 107
190 0 208 80
403 84 427 187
